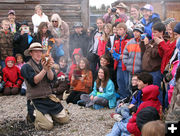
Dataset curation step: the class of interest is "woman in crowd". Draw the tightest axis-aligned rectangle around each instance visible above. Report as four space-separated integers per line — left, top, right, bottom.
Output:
32 4 49 33
48 13 69 61
33 22 53 50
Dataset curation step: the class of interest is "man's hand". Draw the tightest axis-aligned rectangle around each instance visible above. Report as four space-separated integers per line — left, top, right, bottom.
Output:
143 37 149 45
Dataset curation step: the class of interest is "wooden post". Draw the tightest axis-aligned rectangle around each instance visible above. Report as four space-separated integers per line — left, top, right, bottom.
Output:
161 1 166 20
81 0 89 28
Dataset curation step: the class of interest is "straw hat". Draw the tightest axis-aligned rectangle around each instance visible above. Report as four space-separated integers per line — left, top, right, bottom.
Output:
24 42 46 56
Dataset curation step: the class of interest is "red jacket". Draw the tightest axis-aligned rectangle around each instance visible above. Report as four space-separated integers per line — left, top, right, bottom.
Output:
158 40 176 73
3 56 24 88
113 35 130 70
127 85 162 136
97 39 107 57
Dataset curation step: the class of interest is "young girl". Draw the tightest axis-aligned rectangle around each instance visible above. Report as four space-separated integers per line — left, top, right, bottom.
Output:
66 57 93 104
15 54 26 95
3 56 24 95
97 23 113 57
87 18 104 78
78 66 116 109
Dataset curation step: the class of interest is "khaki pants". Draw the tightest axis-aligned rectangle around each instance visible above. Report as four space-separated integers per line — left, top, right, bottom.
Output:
34 109 69 130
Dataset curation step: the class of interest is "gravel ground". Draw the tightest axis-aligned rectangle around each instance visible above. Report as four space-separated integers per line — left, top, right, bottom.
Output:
0 95 115 136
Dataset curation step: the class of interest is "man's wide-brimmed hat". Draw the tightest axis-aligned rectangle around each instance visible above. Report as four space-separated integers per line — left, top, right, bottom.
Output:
24 42 46 56
116 3 128 12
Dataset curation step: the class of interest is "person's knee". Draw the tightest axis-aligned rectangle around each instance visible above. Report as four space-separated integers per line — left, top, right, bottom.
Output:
11 88 19 95
53 109 70 124
3 87 11 95
34 110 54 130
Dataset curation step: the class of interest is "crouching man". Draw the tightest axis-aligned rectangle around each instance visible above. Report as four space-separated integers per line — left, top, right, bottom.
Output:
21 42 69 130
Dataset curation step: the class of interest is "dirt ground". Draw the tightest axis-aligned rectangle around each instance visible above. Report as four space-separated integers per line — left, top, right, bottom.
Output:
0 95 115 136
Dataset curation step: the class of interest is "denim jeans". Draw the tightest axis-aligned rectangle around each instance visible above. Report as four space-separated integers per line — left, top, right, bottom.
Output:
149 70 163 105
0 60 5 68
117 67 131 99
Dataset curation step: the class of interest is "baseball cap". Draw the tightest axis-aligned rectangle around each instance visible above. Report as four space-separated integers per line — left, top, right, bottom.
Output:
8 10 15 15
141 4 153 12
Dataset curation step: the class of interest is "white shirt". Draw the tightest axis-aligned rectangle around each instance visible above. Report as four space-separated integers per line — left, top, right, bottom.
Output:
32 13 49 33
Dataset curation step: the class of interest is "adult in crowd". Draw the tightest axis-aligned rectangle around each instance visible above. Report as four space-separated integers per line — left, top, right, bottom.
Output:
21 42 69 130
13 21 33 62
33 22 53 50
140 4 161 40
32 4 49 33
103 7 117 24
48 13 70 60
8 10 21 34
69 22 88 58
130 4 143 27
115 3 134 31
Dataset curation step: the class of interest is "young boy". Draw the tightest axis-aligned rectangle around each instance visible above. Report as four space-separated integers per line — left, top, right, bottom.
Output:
3 56 24 95
141 22 166 105
123 23 144 74
111 23 132 100
8 10 20 34
0 20 14 68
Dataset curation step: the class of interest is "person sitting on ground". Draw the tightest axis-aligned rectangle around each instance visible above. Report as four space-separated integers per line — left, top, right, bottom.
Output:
15 54 26 95
112 72 153 122
141 120 165 136
21 42 69 130
3 56 24 95
68 48 83 81
127 81 162 136
0 67 5 94
51 63 69 100
0 20 14 68
78 66 116 110
66 57 93 104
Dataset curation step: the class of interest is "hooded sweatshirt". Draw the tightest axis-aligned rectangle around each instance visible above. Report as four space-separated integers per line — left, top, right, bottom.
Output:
68 48 83 80
127 85 162 136
3 56 24 88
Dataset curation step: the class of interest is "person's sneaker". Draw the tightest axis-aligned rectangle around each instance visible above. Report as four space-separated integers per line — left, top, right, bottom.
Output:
110 113 122 122
77 100 86 107
93 104 104 110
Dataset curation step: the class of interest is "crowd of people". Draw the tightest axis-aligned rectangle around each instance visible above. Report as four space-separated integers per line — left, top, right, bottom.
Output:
0 2 180 135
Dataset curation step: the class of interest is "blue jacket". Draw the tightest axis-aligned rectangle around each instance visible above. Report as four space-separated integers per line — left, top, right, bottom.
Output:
130 90 143 108
90 79 116 108
141 13 161 40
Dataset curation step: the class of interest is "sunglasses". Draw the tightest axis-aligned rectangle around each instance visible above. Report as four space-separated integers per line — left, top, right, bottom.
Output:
52 20 58 23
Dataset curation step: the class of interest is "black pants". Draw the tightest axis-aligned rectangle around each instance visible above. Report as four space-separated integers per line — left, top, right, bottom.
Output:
66 91 86 104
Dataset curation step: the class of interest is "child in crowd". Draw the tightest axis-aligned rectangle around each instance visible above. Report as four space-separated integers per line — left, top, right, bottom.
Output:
141 120 165 136
59 56 69 77
78 66 116 109
87 17 104 78
111 73 153 122
0 66 5 94
15 54 26 95
3 56 24 95
97 23 113 57
0 20 14 68
110 23 132 100
69 48 83 81
66 57 93 104
123 23 144 74
127 82 162 136
51 63 69 100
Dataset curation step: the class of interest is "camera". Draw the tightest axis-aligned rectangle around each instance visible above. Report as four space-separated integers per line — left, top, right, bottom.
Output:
111 8 117 13
140 34 147 40
22 26 29 33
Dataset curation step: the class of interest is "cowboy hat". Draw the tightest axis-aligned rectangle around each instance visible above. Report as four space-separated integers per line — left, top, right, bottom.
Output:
24 42 46 56
116 3 128 12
